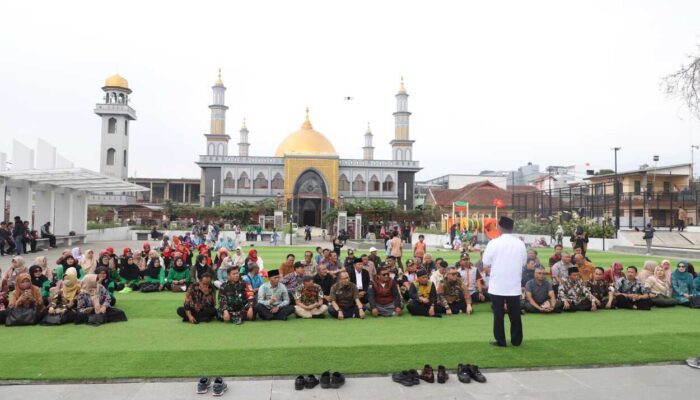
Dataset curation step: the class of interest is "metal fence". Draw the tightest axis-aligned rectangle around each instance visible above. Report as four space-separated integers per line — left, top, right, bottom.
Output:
512 182 698 228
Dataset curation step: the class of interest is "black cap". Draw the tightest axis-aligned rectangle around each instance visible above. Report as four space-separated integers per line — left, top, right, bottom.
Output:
416 268 429 277
268 269 280 277
568 266 579 274
498 216 514 230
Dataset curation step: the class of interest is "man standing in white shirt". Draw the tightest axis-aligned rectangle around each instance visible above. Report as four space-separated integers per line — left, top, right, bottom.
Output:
482 216 527 347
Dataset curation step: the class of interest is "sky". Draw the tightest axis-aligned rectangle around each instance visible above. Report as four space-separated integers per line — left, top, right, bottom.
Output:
1 0 700 181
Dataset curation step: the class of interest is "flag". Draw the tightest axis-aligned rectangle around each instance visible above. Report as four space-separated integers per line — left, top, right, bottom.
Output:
493 198 505 208
454 201 467 212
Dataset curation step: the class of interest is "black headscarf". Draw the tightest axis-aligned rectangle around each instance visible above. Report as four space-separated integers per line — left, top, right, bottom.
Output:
172 256 188 273
62 255 83 277
120 255 140 281
29 265 48 288
145 259 162 279
95 265 111 289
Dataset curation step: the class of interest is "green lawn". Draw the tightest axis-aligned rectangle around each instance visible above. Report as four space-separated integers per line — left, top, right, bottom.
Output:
2 246 698 381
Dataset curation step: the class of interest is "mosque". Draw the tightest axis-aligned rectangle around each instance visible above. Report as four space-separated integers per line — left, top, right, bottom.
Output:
196 71 421 227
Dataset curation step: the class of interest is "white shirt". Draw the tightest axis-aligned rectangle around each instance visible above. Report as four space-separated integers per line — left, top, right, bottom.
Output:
355 270 364 290
482 233 527 296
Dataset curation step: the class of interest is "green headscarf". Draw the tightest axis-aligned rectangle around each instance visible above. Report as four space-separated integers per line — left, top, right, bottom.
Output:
672 261 694 285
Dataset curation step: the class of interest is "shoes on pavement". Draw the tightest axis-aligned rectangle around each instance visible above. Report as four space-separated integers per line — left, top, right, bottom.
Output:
420 364 434 383
687 357 700 369
465 364 487 383
295 375 306 390
305 374 320 389
212 377 227 396
196 376 211 394
392 370 419 386
320 371 332 389
437 365 448 384
457 364 471 384
330 372 345 389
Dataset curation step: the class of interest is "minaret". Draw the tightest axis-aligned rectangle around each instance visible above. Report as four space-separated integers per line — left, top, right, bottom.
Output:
204 68 230 156
238 118 250 157
363 122 374 160
390 76 414 161
95 74 136 180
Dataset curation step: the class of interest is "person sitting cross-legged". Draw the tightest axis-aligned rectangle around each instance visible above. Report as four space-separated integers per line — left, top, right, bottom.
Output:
328 271 366 320
558 267 598 312
281 261 306 303
522 267 562 313
218 267 254 324
294 276 328 319
440 266 472 315
613 266 652 310
407 268 445 317
586 267 614 309
671 261 697 306
255 269 295 321
349 258 371 306
177 272 217 324
367 266 403 317
645 265 677 307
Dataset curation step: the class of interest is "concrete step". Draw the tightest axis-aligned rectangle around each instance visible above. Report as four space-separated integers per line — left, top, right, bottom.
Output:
610 245 700 260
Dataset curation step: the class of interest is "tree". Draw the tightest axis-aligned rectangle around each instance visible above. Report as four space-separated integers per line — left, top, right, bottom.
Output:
664 45 700 119
594 169 615 176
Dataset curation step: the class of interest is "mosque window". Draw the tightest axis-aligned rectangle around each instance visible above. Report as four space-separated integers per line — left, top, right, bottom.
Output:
338 174 350 191
369 175 380 192
123 150 127 167
108 118 117 134
254 172 268 189
238 172 250 189
382 175 394 192
224 172 235 189
352 175 366 192
271 173 284 190
106 148 115 166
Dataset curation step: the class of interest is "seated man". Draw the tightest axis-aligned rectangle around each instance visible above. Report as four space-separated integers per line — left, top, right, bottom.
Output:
301 250 318 277
313 264 334 304
573 254 594 282
407 269 445 317
522 267 562 313
548 244 563 267
218 267 254 324
613 266 652 310
586 267 614 309
294 276 328 319
430 260 449 294
280 261 305 303
349 258 371 305
551 252 573 293
368 266 403 317
396 259 418 301
255 270 294 321
421 253 436 274
558 267 598 312
440 266 472 315
459 254 486 303
328 271 365 319
177 272 216 324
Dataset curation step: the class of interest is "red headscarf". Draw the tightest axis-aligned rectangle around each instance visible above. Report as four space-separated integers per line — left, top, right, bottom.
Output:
248 249 258 263
143 243 151 252
162 246 173 258
198 244 209 254
604 262 624 284
106 246 115 256
122 247 132 257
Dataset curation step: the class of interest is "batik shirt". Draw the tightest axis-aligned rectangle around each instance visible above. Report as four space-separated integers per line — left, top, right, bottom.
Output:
184 284 216 312
76 286 112 313
558 278 595 304
440 279 467 307
614 278 647 295
586 279 612 302
329 282 359 309
281 272 304 293
218 280 249 312
295 283 324 306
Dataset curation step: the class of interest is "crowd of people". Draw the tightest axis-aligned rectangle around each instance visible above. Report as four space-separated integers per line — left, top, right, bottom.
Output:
1 225 699 327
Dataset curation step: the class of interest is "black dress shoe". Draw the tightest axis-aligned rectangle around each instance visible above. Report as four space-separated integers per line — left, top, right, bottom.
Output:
466 364 487 383
295 375 305 390
330 372 345 388
320 371 332 389
457 364 471 384
420 364 434 383
490 341 506 347
437 365 448 384
305 374 319 389
408 368 420 383
392 370 417 386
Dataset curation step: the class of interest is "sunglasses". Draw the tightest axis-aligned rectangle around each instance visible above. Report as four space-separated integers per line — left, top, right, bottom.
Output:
380 273 389 277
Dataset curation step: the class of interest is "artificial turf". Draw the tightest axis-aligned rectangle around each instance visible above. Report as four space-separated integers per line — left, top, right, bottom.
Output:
1 246 698 381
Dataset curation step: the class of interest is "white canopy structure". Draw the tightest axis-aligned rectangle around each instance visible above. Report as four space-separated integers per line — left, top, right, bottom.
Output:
1 139 147 235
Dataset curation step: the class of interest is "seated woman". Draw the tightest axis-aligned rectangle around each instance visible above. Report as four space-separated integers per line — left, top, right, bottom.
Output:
33 255 53 284
167 256 191 292
218 267 254 324
118 255 142 293
75 274 127 324
95 266 117 306
44 267 81 324
177 272 216 324
672 261 697 306
141 258 165 292
191 254 214 283
55 255 84 282
29 265 51 302
242 263 264 298
0 273 45 325
645 265 676 307
79 249 97 275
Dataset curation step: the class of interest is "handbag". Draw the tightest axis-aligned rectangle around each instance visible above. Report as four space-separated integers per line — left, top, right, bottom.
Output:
41 313 66 326
140 283 160 293
88 312 106 326
5 307 38 326
690 296 700 309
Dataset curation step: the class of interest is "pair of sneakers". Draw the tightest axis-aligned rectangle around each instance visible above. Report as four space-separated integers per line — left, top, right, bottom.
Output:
392 369 420 386
197 377 227 396
457 364 486 384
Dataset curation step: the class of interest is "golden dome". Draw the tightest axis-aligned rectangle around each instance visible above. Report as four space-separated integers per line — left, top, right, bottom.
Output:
398 76 407 94
275 108 337 157
104 74 129 89
215 68 224 86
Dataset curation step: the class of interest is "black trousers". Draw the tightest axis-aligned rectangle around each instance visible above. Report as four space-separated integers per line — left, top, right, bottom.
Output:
490 294 523 347
42 233 56 247
75 308 127 324
563 299 592 312
446 299 467 314
615 295 652 310
407 300 446 317
177 306 216 322
255 303 294 320
24 238 37 253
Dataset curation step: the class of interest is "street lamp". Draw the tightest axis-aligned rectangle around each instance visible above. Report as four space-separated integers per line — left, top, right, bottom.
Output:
692 145 699 181
612 147 621 236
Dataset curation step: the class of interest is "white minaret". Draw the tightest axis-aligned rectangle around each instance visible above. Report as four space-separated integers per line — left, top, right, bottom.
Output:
363 122 374 160
95 74 136 180
238 118 250 157
390 77 414 161
204 68 230 156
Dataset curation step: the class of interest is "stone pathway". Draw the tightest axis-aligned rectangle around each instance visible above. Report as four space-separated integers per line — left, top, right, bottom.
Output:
1 364 698 400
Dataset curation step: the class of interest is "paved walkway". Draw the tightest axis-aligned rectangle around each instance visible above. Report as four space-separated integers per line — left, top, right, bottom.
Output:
1 365 697 400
